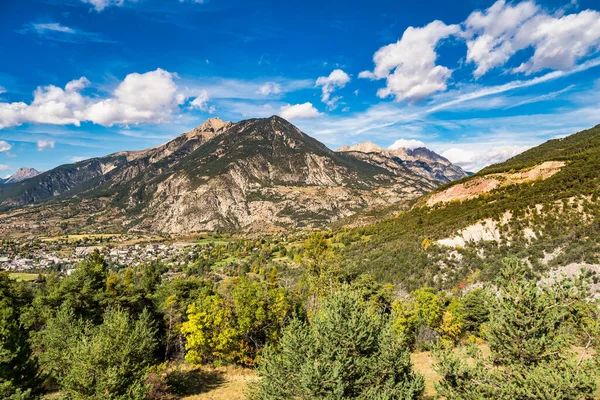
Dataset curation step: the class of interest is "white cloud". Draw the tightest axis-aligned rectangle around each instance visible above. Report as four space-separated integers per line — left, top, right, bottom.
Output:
441 148 478 166
316 69 350 109
0 87 5 95
0 164 11 171
189 90 215 113
29 22 75 34
388 138 426 150
0 69 185 129
442 145 530 171
359 20 460 102
17 22 115 44
465 0 539 77
37 140 55 151
465 0 600 77
0 140 11 153
257 82 282 96
0 77 89 128
512 10 600 73
71 156 88 163
81 0 125 12
279 103 321 120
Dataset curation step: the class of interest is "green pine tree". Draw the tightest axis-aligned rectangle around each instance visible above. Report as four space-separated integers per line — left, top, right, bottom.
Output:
0 273 40 399
433 259 598 400
249 288 424 399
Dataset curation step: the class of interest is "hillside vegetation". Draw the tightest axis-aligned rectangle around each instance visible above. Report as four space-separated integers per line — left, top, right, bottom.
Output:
336 124 600 290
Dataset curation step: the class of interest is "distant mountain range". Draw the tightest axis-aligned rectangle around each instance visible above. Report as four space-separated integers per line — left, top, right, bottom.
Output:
337 142 466 183
0 168 41 185
0 116 466 234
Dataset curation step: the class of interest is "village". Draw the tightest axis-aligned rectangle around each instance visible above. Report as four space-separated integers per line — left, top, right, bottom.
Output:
0 235 209 273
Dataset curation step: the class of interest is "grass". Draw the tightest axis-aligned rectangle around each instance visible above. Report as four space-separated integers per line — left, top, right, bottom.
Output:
8 272 39 282
195 238 230 246
175 365 258 400
411 351 440 398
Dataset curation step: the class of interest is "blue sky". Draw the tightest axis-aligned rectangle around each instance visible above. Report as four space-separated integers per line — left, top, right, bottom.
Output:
0 0 599 174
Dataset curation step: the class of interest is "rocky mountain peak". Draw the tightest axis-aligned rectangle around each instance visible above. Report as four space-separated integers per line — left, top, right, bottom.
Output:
336 141 467 183
185 117 232 140
337 142 383 153
4 167 41 184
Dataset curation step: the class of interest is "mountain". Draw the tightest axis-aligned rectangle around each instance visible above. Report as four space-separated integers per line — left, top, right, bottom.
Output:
0 168 41 185
0 116 462 234
337 142 467 183
338 124 600 290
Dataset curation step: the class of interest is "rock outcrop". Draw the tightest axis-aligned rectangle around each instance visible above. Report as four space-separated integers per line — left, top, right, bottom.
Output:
337 142 467 183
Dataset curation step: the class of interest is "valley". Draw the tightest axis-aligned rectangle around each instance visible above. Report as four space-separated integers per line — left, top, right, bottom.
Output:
2 120 600 400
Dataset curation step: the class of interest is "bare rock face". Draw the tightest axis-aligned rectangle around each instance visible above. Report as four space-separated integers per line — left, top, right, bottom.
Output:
0 116 448 233
337 142 467 183
3 168 41 184
426 161 565 207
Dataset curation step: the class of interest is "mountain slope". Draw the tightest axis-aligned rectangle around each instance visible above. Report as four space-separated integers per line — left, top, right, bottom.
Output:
337 142 467 183
337 124 600 290
0 116 453 234
0 118 230 209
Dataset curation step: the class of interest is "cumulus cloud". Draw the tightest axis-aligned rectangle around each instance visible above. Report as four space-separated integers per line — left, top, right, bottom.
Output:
0 164 11 171
388 139 426 150
465 0 600 77
359 21 460 102
257 82 282 96
0 69 185 129
279 103 321 120
442 145 529 171
513 10 600 73
37 140 55 151
316 69 350 109
0 140 11 153
465 0 539 77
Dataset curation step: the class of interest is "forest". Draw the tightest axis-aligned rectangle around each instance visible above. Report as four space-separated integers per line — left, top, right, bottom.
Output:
2 231 599 399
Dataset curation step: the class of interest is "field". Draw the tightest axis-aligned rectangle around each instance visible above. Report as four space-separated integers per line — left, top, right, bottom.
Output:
41 233 119 242
8 272 39 281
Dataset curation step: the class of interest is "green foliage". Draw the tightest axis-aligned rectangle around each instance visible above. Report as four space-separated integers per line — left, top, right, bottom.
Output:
433 259 598 400
392 287 443 349
454 288 490 336
181 277 294 366
250 289 425 400
0 273 40 399
38 307 157 400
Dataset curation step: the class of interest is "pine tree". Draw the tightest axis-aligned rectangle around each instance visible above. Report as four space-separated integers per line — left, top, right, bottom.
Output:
249 289 424 399
0 273 40 399
433 259 598 400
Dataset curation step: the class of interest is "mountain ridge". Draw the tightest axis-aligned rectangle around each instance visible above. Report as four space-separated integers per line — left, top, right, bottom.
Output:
0 116 466 234
337 141 467 183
